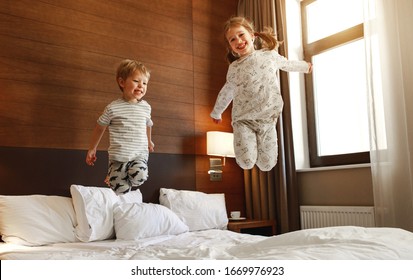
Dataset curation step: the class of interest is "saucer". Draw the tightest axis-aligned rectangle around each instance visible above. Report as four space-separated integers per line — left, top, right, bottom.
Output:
229 217 246 221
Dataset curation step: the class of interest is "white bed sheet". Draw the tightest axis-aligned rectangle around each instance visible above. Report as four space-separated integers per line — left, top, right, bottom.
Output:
1 226 413 260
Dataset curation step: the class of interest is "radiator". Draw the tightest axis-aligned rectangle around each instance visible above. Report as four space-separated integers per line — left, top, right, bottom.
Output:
300 206 375 229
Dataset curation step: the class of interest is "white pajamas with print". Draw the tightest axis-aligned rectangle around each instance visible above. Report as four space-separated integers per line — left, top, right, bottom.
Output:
211 49 310 171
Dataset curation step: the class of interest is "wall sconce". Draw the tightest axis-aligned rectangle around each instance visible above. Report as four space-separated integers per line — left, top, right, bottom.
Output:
206 131 235 181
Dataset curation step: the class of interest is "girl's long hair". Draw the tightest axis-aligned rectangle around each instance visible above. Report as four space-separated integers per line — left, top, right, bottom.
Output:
223 16 280 63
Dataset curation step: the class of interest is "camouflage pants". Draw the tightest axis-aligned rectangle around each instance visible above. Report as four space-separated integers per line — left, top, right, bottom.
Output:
107 158 148 195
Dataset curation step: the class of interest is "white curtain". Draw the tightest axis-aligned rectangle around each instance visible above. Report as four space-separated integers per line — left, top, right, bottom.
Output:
364 0 413 231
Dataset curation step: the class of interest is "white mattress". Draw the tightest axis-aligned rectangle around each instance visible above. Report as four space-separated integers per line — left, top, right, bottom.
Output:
1 226 413 260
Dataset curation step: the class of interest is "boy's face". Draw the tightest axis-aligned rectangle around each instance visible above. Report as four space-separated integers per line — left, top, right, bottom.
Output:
119 70 149 103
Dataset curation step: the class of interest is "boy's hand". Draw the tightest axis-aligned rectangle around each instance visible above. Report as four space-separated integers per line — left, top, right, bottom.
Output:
86 150 97 166
104 176 110 187
148 141 155 152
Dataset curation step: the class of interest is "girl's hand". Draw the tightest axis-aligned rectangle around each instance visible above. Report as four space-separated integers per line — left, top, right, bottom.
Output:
212 118 222 124
308 62 313 73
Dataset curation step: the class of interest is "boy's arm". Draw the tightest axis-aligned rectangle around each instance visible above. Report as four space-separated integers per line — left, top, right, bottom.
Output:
147 125 154 152
86 124 107 166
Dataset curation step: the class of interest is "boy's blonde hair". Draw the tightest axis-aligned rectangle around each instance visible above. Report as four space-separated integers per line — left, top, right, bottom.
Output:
116 59 151 91
223 16 280 63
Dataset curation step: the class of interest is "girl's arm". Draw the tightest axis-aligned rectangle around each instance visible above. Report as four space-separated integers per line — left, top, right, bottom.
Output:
86 124 107 166
210 82 235 123
273 51 312 73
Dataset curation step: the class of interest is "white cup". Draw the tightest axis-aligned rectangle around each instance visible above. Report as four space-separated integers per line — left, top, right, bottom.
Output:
230 211 241 219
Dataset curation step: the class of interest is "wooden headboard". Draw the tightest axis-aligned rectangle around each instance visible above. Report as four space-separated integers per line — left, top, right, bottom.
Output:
0 146 196 203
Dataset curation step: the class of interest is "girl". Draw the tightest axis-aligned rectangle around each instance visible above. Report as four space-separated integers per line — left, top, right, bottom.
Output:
210 16 312 171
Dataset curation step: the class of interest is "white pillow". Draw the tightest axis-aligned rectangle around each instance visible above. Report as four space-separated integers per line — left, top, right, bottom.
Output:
0 195 78 246
70 184 142 242
113 203 189 240
159 188 228 231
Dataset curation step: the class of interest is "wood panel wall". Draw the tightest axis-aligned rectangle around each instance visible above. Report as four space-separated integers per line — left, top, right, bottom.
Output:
192 1 244 213
0 0 244 213
0 0 194 152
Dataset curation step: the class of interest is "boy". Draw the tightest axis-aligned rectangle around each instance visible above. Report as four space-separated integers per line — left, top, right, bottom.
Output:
86 59 154 194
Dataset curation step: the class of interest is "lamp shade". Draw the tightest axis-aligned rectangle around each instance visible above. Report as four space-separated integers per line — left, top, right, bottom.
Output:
206 131 235 158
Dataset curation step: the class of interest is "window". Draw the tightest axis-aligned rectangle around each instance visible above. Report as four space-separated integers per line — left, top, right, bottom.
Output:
301 0 370 167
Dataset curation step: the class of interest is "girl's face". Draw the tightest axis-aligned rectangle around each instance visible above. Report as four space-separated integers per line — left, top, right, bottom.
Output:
226 25 255 58
119 70 149 103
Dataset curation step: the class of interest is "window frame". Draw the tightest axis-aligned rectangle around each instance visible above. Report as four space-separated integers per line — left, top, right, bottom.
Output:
300 0 370 167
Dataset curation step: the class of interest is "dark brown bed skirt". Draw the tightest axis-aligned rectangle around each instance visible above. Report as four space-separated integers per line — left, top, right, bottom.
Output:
0 146 196 203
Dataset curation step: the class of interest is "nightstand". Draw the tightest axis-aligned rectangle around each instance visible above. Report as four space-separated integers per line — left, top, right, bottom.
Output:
227 219 276 236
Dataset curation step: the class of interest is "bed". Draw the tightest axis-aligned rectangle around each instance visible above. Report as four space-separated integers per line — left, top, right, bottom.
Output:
1 184 413 260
